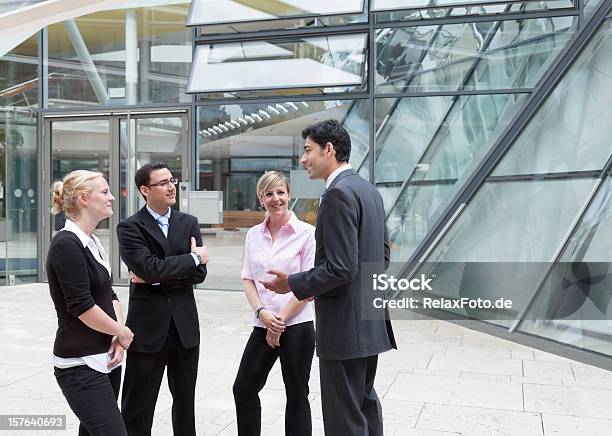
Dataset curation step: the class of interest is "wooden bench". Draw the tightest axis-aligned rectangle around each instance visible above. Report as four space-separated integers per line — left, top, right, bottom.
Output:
211 210 266 229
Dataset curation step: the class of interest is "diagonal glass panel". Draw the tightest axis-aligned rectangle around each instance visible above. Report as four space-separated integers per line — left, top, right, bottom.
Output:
188 33 367 94
383 93 527 261
584 0 606 18
377 15 576 93
493 19 612 176
518 177 612 356
375 96 452 184
188 0 365 26
372 0 571 11
464 16 576 90
412 178 597 327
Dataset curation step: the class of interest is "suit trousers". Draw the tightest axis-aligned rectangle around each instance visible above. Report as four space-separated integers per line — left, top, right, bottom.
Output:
319 355 383 436
54 365 126 436
233 322 315 436
121 320 199 436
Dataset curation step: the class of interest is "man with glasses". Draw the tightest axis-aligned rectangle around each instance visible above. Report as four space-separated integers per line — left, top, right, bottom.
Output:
117 162 209 436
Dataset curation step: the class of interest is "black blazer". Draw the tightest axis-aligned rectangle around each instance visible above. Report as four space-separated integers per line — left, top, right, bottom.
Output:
47 230 118 358
117 206 207 353
288 169 397 360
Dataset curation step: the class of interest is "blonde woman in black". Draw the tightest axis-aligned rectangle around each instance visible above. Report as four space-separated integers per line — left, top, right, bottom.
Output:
47 170 133 436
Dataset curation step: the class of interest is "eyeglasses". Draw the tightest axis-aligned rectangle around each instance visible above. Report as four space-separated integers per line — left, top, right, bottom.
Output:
147 177 178 188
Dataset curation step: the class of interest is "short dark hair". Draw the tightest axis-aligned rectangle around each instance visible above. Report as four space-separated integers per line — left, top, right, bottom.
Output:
135 162 169 191
301 119 351 163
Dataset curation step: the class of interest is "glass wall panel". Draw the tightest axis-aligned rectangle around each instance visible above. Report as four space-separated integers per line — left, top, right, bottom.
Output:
519 178 612 356
493 19 612 176
198 13 368 35
50 119 111 252
375 16 575 93
188 0 365 26
372 0 570 11
196 99 369 290
0 34 38 108
0 110 37 284
584 0 606 18
413 178 596 326
47 2 191 108
381 93 527 261
375 96 452 184
189 34 367 94
374 1 574 23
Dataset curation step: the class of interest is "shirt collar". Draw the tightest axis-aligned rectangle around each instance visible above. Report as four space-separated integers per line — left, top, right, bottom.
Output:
146 205 171 221
325 164 352 189
62 219 92 248
261 211 298 239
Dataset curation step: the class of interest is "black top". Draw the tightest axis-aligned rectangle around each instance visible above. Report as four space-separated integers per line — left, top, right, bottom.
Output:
47 230 118 358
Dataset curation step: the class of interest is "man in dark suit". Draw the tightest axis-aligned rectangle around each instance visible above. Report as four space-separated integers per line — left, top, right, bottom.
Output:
262 120 396 435
117 162 208 436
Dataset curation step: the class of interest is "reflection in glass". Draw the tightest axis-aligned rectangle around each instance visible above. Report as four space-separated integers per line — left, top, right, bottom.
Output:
372 0 570 11
188 34 367 94
411 178 596 326
375 96 452 184
47 3 192 107
0 110 37 284
0 34 38 108
376 16 575 93
375 1 574 23
50 119 111 252
493 19 612 176
519 179 612 356
382 92 526 262
196 99 369 290
188 0 365 26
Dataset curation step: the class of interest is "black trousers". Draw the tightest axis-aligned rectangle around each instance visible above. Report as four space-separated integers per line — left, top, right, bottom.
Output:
54 365 126 436
121 321 199 436
233 322 315 436
319 355 383 436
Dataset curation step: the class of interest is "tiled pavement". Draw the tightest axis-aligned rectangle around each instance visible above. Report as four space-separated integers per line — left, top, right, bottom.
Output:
1 284 611 436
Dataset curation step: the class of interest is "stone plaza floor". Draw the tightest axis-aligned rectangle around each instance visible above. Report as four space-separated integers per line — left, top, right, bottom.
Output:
1 283 612 435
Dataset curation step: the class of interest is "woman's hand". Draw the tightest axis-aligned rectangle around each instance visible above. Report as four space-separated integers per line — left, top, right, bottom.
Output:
107 337 125 368
259 310 285 334
266 329 282 348
116 325 134 349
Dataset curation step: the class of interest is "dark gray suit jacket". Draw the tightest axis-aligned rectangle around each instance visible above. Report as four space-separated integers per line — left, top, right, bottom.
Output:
288 169 397 360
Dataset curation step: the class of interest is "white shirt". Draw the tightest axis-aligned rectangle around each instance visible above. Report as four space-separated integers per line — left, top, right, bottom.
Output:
146 206 199 267
325 164 352 189
52 219 121 374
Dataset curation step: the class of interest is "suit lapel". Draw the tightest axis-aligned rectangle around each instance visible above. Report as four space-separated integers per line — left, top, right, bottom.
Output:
166 211 184 253
137 206 171 256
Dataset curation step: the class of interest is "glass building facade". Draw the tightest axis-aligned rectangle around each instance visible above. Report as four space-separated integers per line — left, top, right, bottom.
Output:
1 0 611 357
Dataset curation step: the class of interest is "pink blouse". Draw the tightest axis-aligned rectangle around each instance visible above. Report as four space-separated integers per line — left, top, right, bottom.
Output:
241 212 315 327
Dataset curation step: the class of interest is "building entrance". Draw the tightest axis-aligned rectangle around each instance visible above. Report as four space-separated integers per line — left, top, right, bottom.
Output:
41 109 190 285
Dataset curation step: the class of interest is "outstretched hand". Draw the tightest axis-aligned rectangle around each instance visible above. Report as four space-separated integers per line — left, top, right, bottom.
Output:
259 270 291 294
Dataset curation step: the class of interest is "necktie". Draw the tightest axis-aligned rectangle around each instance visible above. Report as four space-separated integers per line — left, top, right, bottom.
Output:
156 215 169 238
319 187 328 204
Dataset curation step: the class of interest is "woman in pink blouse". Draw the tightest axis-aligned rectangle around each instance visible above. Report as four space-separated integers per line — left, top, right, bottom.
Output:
233 171 316 436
